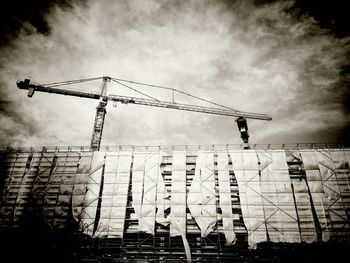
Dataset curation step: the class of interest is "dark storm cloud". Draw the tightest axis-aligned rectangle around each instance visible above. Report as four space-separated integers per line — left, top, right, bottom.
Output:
0 0 349 147
0 81 40 146
0 0 87 147
0 0 86 47
290 0 350 37
289 0 350 133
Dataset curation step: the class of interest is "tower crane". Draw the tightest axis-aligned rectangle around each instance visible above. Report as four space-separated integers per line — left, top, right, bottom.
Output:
16 76 272 150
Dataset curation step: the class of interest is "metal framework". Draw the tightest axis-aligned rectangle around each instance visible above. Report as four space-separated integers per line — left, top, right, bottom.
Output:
16 77 272 151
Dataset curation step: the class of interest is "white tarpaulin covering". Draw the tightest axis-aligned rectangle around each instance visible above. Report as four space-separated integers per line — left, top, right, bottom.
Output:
188 151 216 237
257 150 300 244
79 152 105 236
13 153 35 225
229 150 267 249
132 152 167 234
229 150 300 248
301 149 350 239
329 149 350 235
287 150 317 243
170 151 191 262
291 178 317 243
140 152 159 234
132 152 146 219
217 152 236 245
300 150 330 241
156 155 170 227
0 153 32 228
170 151 187 237
94 151 132 238
72 153 93 220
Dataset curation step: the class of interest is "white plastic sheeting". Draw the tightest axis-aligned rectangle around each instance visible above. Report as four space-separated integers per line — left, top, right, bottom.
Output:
140 152 158 234
188 151 216 237
229 150 267 249
229 150 300 248
156 154 170 227
94 152 132 238
0 153 33 227
132 153 146 219
301 149 350 239
79 152 105 236
300 150 330 241
72 153 93 221
257 151 300 244
170 151 191 262
132 152 167 234
286 150 317 243
291 177 317 243
217 152 236 245
170 151 187 237
48 152 81 228
329 149 350 234
12 153 35 225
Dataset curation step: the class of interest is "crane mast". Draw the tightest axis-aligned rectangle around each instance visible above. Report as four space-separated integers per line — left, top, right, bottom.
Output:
90 76 110 151
16 76 272 150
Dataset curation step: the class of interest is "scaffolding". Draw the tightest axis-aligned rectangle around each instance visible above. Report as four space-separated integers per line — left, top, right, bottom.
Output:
0 144 350 263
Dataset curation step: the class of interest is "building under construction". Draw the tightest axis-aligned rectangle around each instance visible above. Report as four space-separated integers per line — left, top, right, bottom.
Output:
1 144 349 262
0 77 349 262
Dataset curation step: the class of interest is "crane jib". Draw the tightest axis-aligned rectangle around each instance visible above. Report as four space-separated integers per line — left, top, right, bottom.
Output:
108 95 271 120
16 80 272 121
17 81 100 100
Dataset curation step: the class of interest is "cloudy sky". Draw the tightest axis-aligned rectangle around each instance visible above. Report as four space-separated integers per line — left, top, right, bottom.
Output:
0 0 349 148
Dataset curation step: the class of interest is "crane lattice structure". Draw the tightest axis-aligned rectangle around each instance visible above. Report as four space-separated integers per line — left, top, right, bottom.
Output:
16 76 272 150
